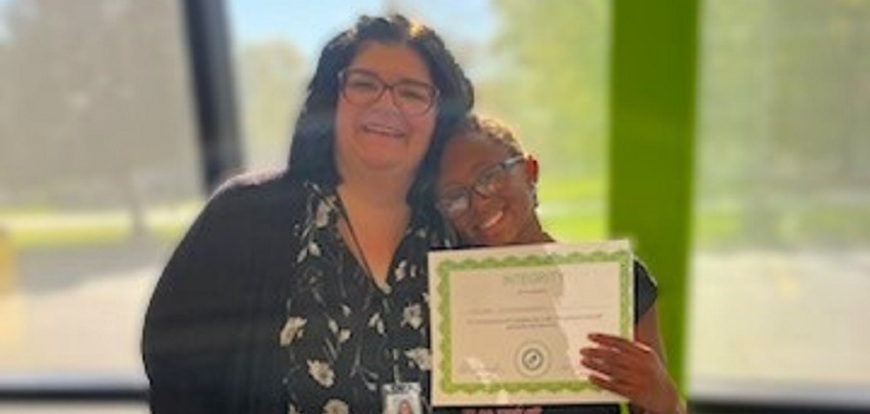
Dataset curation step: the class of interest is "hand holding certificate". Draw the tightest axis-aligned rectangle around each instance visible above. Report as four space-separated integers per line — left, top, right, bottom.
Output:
428 240 634 407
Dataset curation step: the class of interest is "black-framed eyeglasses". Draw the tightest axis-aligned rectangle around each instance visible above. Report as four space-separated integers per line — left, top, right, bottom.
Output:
338 68 439 116
437 156 525 218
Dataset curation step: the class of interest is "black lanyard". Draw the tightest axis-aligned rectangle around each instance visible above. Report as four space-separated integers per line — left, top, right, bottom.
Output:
335 192 379 287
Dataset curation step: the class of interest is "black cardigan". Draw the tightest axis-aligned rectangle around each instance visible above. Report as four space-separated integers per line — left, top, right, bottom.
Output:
143 170 303 414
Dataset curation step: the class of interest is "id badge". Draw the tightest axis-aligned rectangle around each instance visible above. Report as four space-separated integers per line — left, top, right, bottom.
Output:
382 382 422 414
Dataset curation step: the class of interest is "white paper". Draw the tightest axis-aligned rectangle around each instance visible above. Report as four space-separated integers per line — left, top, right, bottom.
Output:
428 240 634 407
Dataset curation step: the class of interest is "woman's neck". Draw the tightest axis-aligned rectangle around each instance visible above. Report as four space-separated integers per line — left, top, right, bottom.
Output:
334 166 413 287
338 179 410 212
336 163 415 208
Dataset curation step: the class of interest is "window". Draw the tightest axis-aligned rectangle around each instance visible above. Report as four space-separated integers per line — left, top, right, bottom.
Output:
689 0 870 406
0 0 200 400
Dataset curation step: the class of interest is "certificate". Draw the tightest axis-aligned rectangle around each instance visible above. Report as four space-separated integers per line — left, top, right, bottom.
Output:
428 240 634 407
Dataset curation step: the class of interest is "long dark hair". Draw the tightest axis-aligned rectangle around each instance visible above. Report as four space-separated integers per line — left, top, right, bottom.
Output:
287 14 474 210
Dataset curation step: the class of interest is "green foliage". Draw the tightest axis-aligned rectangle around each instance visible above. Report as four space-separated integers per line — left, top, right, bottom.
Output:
10 226 129 249
479 0 614 244
540 213 606 243
537 177 607 241
697 0 870 247
239 41 307 144
238 40 308 167
694 199 870 250
0 0 198 188
0 203 198 250
483 0 610 178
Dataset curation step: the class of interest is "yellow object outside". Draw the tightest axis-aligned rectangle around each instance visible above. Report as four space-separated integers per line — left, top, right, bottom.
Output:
0 227 24 352
0 228 16 293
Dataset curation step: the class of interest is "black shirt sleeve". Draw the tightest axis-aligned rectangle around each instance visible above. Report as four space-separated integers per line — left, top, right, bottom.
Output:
633 259 658 322
142 171 300 414
142 183 253 414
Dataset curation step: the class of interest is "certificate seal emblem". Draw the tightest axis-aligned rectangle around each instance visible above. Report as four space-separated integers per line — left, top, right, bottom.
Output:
514 342 550 378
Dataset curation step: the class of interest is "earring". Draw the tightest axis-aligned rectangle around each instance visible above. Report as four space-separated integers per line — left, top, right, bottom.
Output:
531 184 539 207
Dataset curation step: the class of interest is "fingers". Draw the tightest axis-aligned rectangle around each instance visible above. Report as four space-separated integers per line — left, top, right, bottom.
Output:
581 334 679 413
583 333 654 366
588 372 632 396
588 333 654 354
588 332 631 347
580 334 658 395
580 349 645 388
580 351 618 377
584 356 647 404
580 346 634 372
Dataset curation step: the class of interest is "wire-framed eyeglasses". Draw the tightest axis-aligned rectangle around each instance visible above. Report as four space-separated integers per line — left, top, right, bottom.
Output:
338 68 439 116
436 156 525 218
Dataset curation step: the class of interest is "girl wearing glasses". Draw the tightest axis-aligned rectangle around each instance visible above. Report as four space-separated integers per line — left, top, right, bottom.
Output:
435 115 686 414
144 15 473 413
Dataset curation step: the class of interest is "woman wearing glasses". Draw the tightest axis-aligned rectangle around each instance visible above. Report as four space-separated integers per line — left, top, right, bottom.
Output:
434 115 686 414
143 14 473 413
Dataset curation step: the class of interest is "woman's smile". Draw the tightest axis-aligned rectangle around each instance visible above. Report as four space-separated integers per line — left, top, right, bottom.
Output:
361 122 405 138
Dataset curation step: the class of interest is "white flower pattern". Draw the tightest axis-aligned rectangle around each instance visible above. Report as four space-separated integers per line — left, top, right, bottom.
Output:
307 360 335 388
322 399 349 414
279 316 307 347
308 241 321 257
402 303 423 329
282 181 446 412
315 199 330 228
368 312 385 335
395 260 408 282
405 347 431 371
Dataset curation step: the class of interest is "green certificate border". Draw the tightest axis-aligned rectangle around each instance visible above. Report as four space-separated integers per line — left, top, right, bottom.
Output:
434 248 633 396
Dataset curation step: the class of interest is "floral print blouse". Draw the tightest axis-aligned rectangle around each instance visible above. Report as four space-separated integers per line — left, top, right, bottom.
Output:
281 182 445 413
278 181 655 414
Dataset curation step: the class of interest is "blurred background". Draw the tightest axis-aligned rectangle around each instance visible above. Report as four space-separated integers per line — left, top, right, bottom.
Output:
0 0 868 412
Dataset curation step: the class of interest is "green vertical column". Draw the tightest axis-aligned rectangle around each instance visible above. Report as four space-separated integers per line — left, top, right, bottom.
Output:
608 0 699 391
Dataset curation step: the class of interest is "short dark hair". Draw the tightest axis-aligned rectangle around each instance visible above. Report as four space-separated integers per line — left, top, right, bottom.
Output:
454 114 525 157
287 14 474 209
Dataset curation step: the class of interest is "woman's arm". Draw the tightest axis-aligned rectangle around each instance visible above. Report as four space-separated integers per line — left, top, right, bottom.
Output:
142 189 247 414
